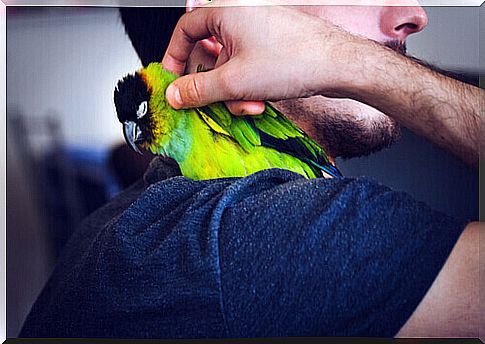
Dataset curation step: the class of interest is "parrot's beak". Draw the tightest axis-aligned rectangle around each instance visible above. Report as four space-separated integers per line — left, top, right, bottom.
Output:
123 121 144 155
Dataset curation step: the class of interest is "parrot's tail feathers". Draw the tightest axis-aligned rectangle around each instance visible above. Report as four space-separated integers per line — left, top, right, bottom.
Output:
302 158 343 178
321 163 343 178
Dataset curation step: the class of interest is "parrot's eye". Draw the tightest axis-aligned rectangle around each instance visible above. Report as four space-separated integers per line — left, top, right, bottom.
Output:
137 101 148 119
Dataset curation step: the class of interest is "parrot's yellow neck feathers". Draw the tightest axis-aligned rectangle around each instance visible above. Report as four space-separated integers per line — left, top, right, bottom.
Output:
138 63 192 163
139 63 178 97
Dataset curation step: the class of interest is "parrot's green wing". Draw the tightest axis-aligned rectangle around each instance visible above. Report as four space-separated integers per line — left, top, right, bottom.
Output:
253 103 342 177
196 102 342 178
195 103 261 152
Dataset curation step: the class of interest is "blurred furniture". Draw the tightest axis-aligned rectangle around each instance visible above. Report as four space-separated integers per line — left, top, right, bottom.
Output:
8 109 109 258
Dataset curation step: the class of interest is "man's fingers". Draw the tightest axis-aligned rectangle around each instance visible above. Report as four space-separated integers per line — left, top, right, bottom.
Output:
166 67 231 109
161 8 217 75
162 54 187 77
225 100 266 115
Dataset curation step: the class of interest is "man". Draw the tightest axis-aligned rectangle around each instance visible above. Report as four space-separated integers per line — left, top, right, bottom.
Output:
160 2 482 337
19 2 482 339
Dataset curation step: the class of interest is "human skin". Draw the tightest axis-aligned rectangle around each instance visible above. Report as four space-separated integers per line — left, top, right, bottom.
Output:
161 1 483 338
162 1 481 167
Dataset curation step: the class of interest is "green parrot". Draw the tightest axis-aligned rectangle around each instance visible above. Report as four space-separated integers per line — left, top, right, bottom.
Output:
113 62 342 180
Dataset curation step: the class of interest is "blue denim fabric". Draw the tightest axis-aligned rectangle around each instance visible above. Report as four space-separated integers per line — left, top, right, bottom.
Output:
19 166 467 339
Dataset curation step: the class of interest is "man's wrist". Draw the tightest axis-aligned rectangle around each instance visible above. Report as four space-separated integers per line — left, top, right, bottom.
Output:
313 31 388 100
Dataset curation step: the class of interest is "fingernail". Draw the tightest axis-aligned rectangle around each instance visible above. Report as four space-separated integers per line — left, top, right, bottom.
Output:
174 87 182 107
167 84 182 109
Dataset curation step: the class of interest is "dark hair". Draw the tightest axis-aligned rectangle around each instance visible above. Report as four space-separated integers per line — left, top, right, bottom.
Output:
119 7 186 67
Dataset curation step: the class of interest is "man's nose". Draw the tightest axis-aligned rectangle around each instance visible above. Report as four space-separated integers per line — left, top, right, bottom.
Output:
380 5 428 42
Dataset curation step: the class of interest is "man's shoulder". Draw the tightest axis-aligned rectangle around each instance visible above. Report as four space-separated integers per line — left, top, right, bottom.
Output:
75 162 461 244
88 165 451 232
206 168 460 230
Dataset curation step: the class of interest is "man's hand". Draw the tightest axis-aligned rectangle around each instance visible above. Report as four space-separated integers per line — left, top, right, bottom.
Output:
161 3 357 113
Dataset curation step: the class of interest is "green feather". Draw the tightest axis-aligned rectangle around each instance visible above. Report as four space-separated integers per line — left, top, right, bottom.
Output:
197 104 261 152
232 116 261 148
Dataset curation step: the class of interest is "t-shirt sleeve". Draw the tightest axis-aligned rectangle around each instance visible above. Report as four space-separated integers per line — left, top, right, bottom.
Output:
217 173 468 337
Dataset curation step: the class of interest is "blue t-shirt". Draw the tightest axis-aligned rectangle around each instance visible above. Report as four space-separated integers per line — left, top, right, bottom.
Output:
19 158 467 338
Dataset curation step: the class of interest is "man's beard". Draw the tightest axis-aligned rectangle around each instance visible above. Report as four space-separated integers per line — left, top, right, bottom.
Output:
274 41 459 159
272 97 401 159
301 103 401 159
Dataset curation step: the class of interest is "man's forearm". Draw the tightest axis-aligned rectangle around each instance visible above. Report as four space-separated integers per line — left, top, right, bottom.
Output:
342 39 482 167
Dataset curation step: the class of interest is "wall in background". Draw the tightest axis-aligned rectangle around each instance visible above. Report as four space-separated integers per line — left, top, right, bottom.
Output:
7 7 141 150
407 6 480 71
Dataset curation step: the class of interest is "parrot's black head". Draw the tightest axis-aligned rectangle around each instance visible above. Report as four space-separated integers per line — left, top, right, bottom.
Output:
114 72 151 154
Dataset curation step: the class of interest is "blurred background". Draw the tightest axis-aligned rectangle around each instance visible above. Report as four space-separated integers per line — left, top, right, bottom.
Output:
6 5 482 338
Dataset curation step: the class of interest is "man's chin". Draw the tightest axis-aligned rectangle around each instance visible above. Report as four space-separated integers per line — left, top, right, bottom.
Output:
272 97 401 159
317 115 401 159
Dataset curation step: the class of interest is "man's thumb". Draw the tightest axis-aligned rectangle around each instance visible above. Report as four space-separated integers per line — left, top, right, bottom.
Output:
166 69 227 109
